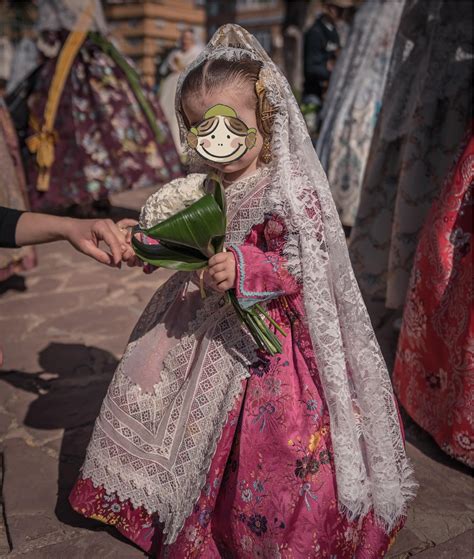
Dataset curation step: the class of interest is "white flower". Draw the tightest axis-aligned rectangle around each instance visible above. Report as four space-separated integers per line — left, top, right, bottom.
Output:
140 173 207 229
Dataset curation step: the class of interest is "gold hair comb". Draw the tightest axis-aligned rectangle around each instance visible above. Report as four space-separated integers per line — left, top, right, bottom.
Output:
255 79 265 97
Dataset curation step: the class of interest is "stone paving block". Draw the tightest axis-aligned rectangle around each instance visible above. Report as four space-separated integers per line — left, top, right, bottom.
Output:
0 506 10 556
0 336 48 373
1 438 142 557
0 381 16 409
0 454 11 556
0 291 82 320
88 334 130 358
413 529 473 558
24 276 63 294
404 443 473 546
21 425 64 447
35 240 79 261
6 530 146 558
0 317 36 345
0 413 12 437
1 387 38 431
2 439 58 515
2 438 68 551
40 306 138 339
387 528 432 559
63 268 120 290
4 514 75 554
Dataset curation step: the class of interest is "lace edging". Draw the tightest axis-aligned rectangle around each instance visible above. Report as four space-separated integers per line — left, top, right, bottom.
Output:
81 365 249 544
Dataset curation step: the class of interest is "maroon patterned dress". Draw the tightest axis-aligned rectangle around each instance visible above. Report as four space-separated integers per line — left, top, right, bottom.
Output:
25 31 182 212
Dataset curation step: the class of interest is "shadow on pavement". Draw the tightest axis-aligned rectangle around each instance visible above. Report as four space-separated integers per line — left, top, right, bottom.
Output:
0 342 144 552
0 274 27 295
400 408 472 475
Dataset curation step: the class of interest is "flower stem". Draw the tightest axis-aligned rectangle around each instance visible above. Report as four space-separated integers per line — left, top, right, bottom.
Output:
228 290 283 355
255 304 286 336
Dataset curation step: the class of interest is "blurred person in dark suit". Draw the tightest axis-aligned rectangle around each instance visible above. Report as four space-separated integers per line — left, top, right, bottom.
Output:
303 0 353 102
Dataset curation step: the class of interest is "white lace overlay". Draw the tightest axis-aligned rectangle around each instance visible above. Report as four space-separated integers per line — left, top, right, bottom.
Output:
81 168 272 543
175 25 417 532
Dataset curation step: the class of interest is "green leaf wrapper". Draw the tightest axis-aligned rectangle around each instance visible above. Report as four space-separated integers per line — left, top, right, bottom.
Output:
132 174 285 354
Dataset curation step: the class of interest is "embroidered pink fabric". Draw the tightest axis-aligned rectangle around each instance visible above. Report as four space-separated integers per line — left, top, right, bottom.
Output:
70 23 416 553
70 206 403 557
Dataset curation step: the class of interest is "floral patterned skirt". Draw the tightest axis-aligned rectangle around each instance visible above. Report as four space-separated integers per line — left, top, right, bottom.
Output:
393 133 474 467
25 32 182 212
70 310 401 558
0 102 36 280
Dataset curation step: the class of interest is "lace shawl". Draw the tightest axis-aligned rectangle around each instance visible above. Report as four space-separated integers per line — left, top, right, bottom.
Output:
176 24 417 532
80 169 275 543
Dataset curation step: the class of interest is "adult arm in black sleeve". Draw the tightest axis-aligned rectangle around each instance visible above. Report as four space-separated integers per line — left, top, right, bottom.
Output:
0 206 23 248
1 209 140 266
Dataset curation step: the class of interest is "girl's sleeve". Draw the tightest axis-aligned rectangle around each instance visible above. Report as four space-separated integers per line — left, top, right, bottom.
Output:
227 217 300 309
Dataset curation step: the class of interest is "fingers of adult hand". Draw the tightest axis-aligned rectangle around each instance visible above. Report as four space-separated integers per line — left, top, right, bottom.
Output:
121 246 135 261
96 221 123 265
117 218 138 243
81 242 114 266
126 255 141 267
99 219 127 247
117 218 138 229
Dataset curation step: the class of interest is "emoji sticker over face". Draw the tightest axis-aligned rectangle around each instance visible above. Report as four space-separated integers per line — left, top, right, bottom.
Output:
187 104 257 164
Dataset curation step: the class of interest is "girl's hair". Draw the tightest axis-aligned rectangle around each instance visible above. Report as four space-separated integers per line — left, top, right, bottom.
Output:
179 57 274 138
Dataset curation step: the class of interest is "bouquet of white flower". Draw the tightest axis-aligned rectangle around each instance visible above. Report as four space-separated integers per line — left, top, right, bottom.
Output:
132 174 285 355
132 173 226 270
140 174 208 229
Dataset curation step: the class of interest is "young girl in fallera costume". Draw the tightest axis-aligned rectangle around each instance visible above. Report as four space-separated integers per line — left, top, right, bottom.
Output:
70 25 416 557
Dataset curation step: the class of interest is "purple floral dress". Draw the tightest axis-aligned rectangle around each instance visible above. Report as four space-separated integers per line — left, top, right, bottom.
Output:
25 31 182 212
70 211 403 557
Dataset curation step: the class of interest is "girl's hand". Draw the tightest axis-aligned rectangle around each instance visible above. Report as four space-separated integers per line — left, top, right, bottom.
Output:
207 252 236 292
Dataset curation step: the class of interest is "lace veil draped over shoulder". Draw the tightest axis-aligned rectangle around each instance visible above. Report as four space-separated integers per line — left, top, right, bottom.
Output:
176 25 416 531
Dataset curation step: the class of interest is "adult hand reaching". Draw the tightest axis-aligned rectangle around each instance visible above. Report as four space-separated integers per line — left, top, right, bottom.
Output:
0 210 139 369
8 210 138 267
64 218 138 266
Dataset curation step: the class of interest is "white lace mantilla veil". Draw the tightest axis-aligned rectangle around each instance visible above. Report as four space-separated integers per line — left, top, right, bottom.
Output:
176 24 417 531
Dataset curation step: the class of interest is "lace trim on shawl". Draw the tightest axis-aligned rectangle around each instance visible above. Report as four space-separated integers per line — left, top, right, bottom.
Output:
81 168 274 544
82 296 255 542
171 24 417 532
270 155 417 527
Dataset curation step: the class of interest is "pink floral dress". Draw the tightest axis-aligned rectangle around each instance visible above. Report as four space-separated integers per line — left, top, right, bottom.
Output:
70 174 403 557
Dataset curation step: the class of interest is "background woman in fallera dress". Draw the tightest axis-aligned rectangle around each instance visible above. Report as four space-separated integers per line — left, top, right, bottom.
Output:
21 0 182 215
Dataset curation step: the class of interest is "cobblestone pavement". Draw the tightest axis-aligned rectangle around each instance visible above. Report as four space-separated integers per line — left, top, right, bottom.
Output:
0 192 472 558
